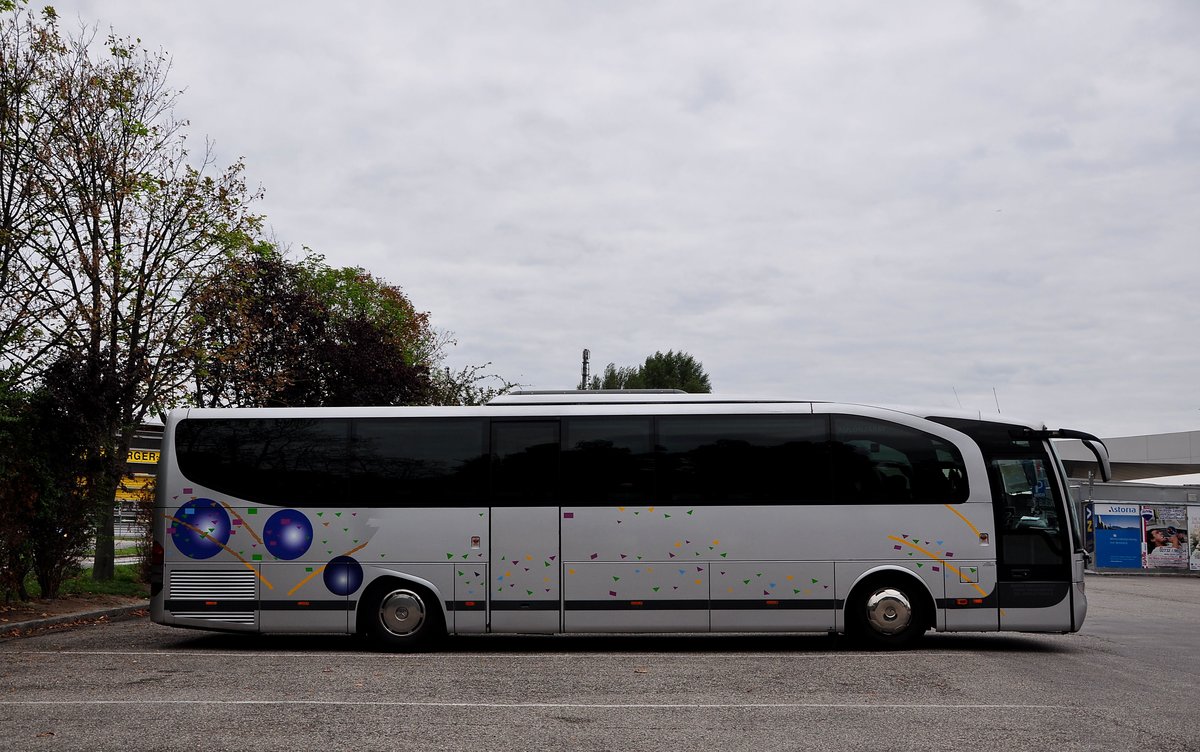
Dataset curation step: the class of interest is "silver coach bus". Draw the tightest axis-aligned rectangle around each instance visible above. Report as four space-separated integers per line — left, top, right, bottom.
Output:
149 391 1111 649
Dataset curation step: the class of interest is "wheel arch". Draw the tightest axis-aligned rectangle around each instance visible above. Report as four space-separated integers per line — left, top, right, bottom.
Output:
355 569 450 637
842 565 938 635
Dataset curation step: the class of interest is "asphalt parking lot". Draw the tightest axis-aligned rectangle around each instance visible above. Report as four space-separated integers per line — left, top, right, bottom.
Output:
1 575 1198 752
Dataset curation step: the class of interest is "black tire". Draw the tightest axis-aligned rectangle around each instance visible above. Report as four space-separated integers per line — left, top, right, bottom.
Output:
359 579 444 651
845 575 930 650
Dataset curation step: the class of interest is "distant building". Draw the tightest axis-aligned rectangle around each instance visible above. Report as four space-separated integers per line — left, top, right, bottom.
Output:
1057 430 1200 482
1057 430 1200 572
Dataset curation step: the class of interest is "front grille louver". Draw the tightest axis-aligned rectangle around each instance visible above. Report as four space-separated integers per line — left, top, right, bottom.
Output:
169 570 257 600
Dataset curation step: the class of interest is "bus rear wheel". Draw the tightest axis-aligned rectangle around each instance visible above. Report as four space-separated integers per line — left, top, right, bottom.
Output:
847 576 929 649
361 581 443 651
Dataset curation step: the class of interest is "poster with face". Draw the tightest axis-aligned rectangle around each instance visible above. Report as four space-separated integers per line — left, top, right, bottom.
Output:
1142 505 1188 570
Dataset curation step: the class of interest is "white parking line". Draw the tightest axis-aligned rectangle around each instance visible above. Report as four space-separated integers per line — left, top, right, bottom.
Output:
0 699 1070 710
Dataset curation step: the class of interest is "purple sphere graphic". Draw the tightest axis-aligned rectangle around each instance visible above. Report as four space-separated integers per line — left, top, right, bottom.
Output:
323 556 364 596
263 509 313 560
170 498 231 560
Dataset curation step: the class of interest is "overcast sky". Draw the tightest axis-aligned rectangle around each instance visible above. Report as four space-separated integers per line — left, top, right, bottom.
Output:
52 1 1200 437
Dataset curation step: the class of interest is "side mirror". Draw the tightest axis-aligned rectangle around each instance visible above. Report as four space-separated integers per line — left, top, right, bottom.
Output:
1081 439 1112 483
1040 428 1112 482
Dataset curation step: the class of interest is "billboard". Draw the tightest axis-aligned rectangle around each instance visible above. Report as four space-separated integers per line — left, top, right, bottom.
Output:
1190 507 1200 571
1092 503 1144 569
1142 505 1188 570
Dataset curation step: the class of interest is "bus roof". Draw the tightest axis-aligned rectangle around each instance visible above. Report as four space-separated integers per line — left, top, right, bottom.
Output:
487 391 1049 430
487 391 809 407
171 393 1052 433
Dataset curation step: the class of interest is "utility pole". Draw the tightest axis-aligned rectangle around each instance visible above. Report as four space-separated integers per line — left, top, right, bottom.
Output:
580 349 590 390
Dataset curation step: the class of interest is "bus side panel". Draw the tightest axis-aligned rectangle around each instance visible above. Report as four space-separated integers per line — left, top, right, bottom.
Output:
489 507 560 633
998 582 1073 632
564 562 708 632
261 561 347 633
453 563 488 634
161 562 259 632
1071 554 1088 631
710 562 836 632
560 505 731 632
355 564 456 634
359 507 490 567
343 506 486 634
942 560 998 631
348 506 488 635
158 481 260 631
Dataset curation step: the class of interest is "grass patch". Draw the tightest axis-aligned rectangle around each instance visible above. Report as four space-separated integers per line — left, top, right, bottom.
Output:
24 564 148 599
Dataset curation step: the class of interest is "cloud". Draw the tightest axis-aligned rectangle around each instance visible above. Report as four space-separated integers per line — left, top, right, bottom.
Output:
57 0 1200 436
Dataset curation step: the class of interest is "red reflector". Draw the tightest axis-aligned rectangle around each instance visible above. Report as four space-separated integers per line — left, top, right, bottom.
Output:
766 600 779 606
464 601 476 607
204 601 218 606
630 601 644 606
956 598 968 606
973 598 984 604
297 601 310 606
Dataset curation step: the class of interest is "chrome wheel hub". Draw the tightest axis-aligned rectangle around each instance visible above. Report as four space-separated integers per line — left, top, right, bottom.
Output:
865 588 912 635
379 589 426 637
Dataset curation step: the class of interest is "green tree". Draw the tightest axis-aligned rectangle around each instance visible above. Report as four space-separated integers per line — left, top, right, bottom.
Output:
0 384 35 600
22 356 119 597
587 363 638 390
0 355 117 600
0 6 259 580
429 359 517 406
0 4 70 388
191 244 513 407
587 350 712 393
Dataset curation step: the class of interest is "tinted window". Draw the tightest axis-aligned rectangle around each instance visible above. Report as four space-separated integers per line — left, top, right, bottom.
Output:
927 417 1036 454
561 417 654 504
657 415 830 503
352 419 486 505
832 416 968 503
492 421 559 504
176 418 350 506
930 417 1068 575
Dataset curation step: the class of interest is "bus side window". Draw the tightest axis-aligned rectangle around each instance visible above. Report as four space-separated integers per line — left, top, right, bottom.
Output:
831 416 969 504
656 414 830 504
491 421 560 505
990 458 1065 568
561 417 654 505
351 418 487 506
176 418 351 507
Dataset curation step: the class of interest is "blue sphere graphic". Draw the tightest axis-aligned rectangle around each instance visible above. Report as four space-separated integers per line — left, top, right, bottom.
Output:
323 556 364 596
263 509 313 560
171 498 231 560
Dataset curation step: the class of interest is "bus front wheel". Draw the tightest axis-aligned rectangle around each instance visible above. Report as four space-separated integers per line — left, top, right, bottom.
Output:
846 576 929 649
360 580 443 650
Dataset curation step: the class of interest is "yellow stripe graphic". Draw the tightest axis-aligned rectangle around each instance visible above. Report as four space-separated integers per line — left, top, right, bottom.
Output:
219 502 264 545
287 541 370 596
165 514 274 590
888 535 987 598
943 504 982 538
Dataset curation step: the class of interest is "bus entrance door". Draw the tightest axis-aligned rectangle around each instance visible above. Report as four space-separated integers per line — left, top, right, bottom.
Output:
488 507 561 633
488 420 562 633
992 458 1073 632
